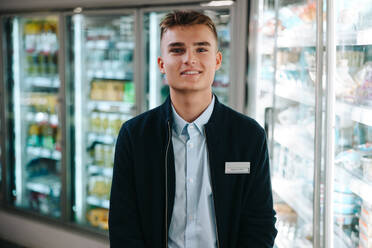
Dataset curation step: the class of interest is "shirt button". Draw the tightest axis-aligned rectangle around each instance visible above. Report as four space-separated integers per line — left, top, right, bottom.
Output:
188 143 194 148
189 178 194 183
189 215 193 221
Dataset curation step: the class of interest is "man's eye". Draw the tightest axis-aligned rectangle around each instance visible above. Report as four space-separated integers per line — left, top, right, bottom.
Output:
170 48 185 53
197 48 208 52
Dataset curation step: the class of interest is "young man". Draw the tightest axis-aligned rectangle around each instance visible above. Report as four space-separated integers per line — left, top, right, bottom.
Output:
109 10 277 248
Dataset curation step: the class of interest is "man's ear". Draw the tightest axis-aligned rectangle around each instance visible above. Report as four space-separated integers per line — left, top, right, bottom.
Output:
215 51 222 71
158 57 165 74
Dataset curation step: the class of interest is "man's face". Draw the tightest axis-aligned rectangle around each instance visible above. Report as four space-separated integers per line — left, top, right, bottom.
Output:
158 24 222 95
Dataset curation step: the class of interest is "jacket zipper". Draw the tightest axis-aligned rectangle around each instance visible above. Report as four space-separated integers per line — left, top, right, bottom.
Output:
204 127 221 248
165 121 171 248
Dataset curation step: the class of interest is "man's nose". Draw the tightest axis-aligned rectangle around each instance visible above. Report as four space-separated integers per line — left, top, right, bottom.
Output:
183 50 196 65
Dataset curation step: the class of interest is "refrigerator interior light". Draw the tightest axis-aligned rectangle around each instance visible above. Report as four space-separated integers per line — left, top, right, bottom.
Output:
200 1 234 7
73 7 83 14
73 14 84 222
13 17 23 205
149 13 160 110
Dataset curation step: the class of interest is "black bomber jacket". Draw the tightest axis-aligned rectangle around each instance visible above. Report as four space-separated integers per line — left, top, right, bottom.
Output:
109 96 277 248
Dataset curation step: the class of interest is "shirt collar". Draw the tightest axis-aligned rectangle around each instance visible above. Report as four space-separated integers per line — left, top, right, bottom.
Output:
171 95 215 136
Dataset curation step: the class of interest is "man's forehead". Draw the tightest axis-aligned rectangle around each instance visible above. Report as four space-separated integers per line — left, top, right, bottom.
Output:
161 25 217 43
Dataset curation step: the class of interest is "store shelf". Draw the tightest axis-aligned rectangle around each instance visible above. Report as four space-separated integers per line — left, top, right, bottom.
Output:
24 76 60 89
272 178 312 223
25 112 58 125
86 69 133 81
277 35 316 48
337 165 372 205
336 101 372 126
87 100 135 114
88 165 113 177
277 29 372 48
86 40 134 50
26 175 61 197
274 125 314 160
86 196 110 209
275 83 315 106
27 147 62 160
336 29 372 46
87 133 116 145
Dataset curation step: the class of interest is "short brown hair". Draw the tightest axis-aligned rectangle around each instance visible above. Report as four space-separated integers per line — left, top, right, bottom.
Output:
159 10 218 43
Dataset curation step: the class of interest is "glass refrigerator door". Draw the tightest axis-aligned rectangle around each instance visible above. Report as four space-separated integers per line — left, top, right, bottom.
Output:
143 8 231 110
271 0 317 247
4 16 62 218
251 0 276 127
332 1 372 247
70 13 136 231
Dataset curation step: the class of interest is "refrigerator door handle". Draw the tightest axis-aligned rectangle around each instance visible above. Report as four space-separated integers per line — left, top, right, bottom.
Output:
264 107 273 138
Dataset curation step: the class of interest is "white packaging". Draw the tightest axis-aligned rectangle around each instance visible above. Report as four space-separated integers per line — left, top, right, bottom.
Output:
360 215 372 237
360 231 372 248
362 204 372 224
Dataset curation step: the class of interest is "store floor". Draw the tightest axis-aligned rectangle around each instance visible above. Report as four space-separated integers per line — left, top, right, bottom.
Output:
0 238 27 248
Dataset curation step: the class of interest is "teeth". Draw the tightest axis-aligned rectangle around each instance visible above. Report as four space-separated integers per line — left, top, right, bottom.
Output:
183 71 199 75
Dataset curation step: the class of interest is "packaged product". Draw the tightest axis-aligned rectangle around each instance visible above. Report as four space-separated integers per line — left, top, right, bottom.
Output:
86 208 108 229
90 81 106 101
355 62 372 106
101 113 109 133
334 213 354 226
334 202 357 215
89 176 105 197
335 149 362 171
334 191 356 204
106 81 124 101
94 144 105 166
362 155 372 181
274 203 297 224
27 124 40 147
124 82 135 103
360 215 372 237
360 231 372 248
362 204 372 225
335 59 358 102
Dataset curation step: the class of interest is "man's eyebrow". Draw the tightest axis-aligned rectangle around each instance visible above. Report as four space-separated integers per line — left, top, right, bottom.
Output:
168 42 185 47
193 41 211 46
167 41 212 47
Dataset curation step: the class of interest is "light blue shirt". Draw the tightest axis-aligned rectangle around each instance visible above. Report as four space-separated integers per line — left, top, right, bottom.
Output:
168 96 217 248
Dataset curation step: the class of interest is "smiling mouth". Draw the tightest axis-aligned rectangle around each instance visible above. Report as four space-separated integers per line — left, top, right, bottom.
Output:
181 70 202 75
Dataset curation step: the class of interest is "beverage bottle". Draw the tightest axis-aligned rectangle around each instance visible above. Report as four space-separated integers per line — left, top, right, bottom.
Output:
42 123 55 150
27 124 40 147
94 144 104 166
102 114 109 134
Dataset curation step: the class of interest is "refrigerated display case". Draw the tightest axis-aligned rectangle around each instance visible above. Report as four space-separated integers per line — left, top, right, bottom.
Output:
331 0 372 247
2 15 63 218
250 0 372 247
142 5 233 110
250 0 320 247
68 12 137 231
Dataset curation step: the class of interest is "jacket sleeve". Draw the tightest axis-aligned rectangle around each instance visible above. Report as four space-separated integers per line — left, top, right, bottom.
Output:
109 125 146 248
238 132 278 247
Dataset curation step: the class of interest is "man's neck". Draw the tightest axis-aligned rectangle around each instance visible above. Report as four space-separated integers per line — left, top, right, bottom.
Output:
170 90 213 123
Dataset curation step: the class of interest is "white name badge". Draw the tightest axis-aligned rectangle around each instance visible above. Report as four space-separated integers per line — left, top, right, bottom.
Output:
225 162 250 174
